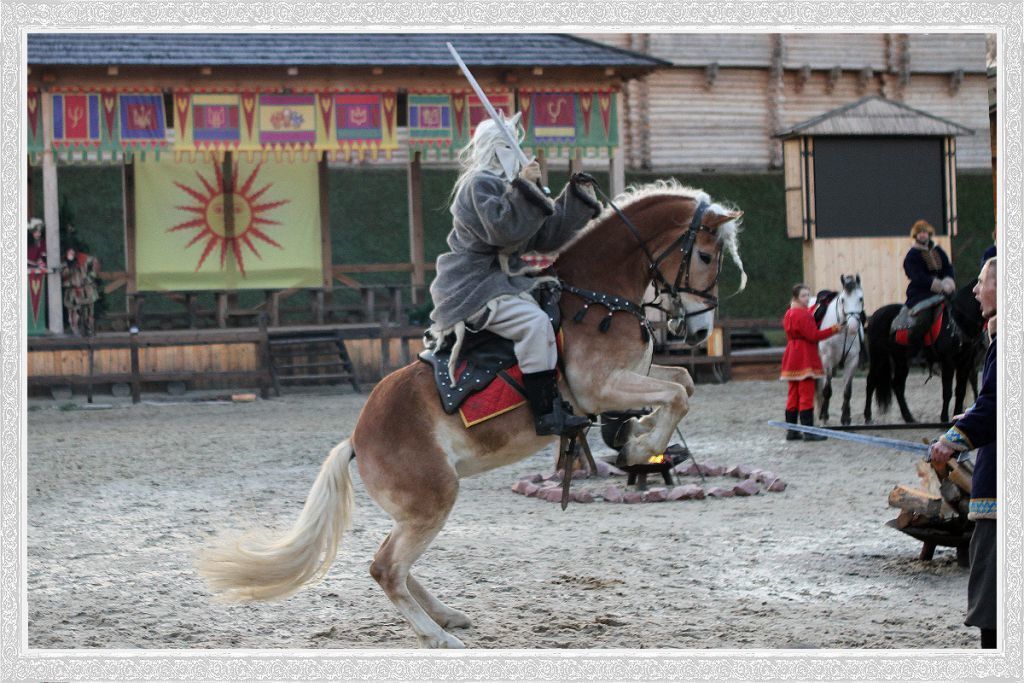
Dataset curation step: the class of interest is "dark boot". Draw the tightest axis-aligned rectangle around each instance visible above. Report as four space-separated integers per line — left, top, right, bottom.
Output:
522 370 590 437
785 409 802 440
799 410 826 441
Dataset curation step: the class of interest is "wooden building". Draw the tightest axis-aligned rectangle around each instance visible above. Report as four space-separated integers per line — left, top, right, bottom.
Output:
25 33 663 391
578 33 991 173
777 96 973 307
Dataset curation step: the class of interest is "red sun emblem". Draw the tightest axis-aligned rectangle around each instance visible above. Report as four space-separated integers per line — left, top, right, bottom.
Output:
169 163 288 276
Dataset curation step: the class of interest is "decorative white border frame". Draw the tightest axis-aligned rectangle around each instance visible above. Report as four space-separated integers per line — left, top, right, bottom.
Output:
2 2 1020 680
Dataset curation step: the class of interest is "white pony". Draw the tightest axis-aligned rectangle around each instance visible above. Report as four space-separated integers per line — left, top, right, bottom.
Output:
816 274 866 426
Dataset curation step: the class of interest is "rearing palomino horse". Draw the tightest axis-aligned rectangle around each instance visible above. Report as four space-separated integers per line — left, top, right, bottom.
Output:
197 180 745 648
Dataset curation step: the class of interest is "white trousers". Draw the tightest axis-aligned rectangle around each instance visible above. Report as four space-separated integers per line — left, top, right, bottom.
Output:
470 293 557 373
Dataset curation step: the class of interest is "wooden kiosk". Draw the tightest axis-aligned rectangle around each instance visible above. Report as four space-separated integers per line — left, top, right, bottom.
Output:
777 96 973 308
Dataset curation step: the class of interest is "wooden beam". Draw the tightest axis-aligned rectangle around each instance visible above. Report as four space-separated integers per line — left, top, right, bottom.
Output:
318 154 333 290
41 92 64 333
123 159 137 295
407 150 425 303
609 91 625 196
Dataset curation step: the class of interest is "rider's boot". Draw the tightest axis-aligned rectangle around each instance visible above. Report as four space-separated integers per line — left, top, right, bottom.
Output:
522 370 590 437
784 409 802 441
799 409 827 441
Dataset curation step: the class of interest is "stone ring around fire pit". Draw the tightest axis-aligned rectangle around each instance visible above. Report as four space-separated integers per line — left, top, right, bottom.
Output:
511 458 788 505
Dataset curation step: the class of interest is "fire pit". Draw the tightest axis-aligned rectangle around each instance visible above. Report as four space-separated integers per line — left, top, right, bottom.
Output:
616 443 691 490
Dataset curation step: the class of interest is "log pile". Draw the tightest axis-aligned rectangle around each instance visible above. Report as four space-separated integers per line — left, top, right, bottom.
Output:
887 458 974 564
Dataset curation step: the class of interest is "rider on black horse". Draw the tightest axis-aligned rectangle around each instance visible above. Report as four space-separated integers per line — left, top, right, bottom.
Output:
892 219 955 360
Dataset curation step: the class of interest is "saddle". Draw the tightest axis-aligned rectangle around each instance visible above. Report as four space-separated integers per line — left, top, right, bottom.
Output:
812 290 837 327
419 283 563 427
892 302 945 347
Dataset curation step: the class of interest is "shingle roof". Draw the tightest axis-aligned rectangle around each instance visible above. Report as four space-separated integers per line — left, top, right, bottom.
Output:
27 33 668 69
775 95 974 138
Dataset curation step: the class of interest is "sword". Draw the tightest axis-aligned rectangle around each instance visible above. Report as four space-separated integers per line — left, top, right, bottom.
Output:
446 42 550 195
766 421 970 462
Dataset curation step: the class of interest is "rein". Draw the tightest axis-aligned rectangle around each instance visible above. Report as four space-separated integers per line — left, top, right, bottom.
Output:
586 178 722 320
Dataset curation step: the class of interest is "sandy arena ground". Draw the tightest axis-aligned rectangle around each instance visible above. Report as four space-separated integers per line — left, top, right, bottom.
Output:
27 372 980 649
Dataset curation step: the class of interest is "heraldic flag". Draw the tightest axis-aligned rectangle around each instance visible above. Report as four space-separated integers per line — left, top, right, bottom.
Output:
134 158 322 291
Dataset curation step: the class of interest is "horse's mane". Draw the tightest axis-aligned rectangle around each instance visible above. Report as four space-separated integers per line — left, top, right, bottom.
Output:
560 178 746 289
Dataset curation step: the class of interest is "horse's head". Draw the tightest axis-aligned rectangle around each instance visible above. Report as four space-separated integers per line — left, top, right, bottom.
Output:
837 274 865 321
658 199 745 345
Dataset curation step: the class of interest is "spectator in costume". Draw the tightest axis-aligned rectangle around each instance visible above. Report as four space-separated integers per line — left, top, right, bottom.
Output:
61 247 100 336
779 284 845 441
27 218 46 269
929 257 998 649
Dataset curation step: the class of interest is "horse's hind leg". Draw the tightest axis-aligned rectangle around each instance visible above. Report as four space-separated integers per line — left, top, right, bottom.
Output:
371 513 465 648
863 375 874 423
407 574 471 629
893 356 916 423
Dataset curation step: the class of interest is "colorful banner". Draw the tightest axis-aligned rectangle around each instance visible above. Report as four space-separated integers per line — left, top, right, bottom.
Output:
27 89 43 162
52 93 101 147
522 89 619 154
259 94 316 147
407 93 453 149
191 94 241 147
134 158 322 290
530 92 577 144
28 270 47 335
451 91 514 149
118 94 167 148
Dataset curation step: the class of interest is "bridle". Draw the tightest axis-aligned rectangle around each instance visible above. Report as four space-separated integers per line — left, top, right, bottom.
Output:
589 180 723 320
834 283 864 367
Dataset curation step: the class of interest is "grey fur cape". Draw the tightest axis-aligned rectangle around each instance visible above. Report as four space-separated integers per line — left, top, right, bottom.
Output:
428 172 602 332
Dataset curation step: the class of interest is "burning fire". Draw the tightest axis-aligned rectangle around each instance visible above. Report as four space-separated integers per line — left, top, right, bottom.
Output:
648 454 666 464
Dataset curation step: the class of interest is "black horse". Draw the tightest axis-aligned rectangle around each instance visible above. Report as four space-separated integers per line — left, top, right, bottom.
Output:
864 280 986 424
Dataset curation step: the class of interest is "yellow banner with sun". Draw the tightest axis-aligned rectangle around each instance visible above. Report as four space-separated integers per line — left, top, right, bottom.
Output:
134 158 323 291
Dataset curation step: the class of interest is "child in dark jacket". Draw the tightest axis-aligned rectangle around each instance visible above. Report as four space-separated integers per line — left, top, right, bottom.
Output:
780 284 842 441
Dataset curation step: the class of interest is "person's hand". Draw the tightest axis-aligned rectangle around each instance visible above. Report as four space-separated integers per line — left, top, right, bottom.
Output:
941 277 956 295
952 412 965 422
928 440 955 466
519 161 541 184
831 323 842 334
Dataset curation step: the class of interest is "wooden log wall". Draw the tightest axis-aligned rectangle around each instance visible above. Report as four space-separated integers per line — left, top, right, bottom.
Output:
803 235 953 309
582 33 991 173
27 334 428 391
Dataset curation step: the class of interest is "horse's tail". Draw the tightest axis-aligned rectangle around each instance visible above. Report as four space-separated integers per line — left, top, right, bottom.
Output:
866 312 893 414
196 439 356 602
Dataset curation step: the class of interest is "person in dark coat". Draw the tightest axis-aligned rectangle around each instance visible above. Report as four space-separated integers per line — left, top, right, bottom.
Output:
897 219 955 357
779 284 843 441
929 256 997 649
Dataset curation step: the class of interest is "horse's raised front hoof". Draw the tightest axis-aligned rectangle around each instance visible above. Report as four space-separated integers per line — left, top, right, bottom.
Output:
616 437 658 467
419 631 466 649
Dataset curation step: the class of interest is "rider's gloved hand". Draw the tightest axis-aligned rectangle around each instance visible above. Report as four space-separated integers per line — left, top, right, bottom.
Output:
518 161 542 184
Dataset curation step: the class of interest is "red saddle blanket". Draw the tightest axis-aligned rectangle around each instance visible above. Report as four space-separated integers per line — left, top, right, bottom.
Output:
455 363 528 428
894 305 944 347
454 329 565 428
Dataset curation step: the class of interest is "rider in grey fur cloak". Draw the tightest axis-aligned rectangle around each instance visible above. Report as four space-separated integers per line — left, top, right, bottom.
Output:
427 111 602 437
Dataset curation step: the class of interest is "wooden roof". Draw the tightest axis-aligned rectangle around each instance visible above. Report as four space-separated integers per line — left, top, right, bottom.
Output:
776 96 974 138
27 33 668 71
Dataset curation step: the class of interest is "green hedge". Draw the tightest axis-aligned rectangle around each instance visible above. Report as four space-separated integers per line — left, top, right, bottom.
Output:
31 165 993 319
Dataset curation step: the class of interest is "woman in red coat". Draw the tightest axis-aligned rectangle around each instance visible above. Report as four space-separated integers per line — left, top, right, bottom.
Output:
780 284 842 441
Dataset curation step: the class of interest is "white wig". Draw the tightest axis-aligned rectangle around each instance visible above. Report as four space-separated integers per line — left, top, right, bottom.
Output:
451 111 524 201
